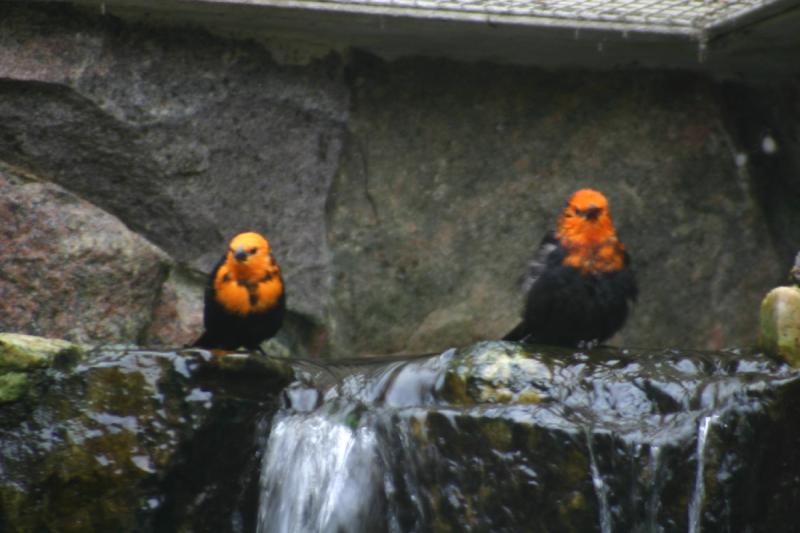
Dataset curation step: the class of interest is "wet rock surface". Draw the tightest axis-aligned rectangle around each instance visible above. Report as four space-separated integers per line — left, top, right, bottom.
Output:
260 341 800 532
0 333 293 533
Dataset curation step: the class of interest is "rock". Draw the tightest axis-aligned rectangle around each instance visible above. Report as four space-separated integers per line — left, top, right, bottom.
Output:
0 4 348 325
0 334 293 533
328 58 783 355
258 341 800 532
0 168 171 345
143 265 205 347
759 285 800 366
0 332 84 371
439 341 555 404
425 342 799 531
0 333 85 404
0 372 30 404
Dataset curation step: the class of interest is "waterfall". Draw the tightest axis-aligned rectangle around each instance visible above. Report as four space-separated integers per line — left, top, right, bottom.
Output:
586 430 613 533
250 344 792 532
257 405 385 533
688 414 717 533
644 445 663 531
256 352 452 533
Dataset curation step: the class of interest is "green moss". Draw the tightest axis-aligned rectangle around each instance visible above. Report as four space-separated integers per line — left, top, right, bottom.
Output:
0 333 84 371
439 372 472 405
481 419 513 451
0 372 29 403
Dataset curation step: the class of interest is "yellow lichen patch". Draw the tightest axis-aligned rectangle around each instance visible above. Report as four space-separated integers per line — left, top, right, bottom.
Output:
517 389 542 404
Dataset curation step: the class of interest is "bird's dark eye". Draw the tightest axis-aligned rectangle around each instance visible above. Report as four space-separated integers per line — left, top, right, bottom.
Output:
249 247 258 255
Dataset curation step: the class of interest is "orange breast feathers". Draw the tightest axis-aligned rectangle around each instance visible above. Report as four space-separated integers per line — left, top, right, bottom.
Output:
213 232 284 315
555 189 626 274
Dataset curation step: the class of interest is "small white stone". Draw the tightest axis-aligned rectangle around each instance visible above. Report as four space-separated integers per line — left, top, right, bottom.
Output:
762 135 778 154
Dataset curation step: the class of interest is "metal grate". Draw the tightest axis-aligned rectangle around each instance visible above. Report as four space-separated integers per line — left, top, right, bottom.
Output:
303 0 775 31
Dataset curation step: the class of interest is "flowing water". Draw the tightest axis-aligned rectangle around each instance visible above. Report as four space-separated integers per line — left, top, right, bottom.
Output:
687 414 718 533
254 343 798 533
257 353 451 533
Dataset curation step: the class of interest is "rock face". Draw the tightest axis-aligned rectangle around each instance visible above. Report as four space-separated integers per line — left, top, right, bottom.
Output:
329 59 782 354
0 4 793 356
0 332 293 533
0 4 348 321
264 341 800 532
0 168 170 345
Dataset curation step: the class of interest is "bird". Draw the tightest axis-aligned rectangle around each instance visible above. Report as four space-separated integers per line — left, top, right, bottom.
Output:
504 188 637 348
193 231 285 352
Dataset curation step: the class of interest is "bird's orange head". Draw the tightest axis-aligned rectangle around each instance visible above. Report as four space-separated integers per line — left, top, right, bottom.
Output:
226 232 273 282
556 189 625 273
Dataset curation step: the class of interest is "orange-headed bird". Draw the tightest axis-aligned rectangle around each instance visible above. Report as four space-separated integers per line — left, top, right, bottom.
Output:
193 232 285 351
504 189 637 347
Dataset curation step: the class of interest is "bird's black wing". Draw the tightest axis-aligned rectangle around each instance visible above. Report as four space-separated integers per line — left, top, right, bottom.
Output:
520 231 560 293
192 254 226 348
504 232 561 342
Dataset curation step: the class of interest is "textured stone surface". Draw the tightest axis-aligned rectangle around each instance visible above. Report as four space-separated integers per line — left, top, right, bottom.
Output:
0 5 348 321
0 5 793 357
0 168 170 344
143 266 205 348
269 341 800 532
759 285 800 366
329 58 783 355
0 336 293 533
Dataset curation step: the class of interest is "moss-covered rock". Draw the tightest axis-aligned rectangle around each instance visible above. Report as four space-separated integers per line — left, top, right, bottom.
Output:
326 341 800 532
0 372 29 403
0 332 84 371
759 286 800 366
0 336 293 533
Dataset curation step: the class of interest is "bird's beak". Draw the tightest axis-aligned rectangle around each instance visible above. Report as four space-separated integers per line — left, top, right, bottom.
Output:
233 247 248 262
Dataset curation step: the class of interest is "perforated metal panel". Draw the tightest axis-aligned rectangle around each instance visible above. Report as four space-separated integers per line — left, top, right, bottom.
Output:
311 0 770 30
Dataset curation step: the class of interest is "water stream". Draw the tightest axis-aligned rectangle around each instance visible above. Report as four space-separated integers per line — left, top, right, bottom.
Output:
253 344 797 532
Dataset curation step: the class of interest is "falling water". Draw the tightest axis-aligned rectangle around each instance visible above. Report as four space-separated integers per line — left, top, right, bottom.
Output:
687 414 717 533
250 344 795 532
586 430 613 533
644 445 663 531
256 352 452 533
257 405 385 533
